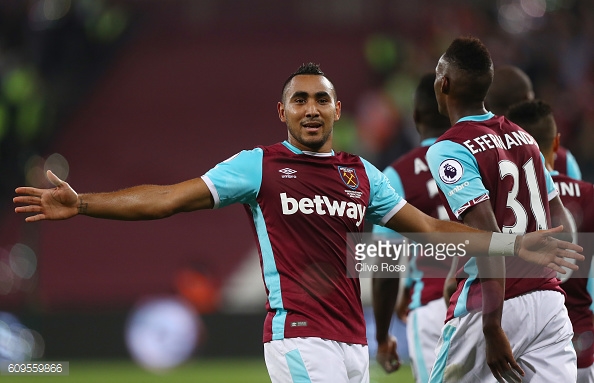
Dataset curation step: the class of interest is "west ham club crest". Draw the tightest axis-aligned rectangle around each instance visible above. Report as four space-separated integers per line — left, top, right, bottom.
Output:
338 166 359 189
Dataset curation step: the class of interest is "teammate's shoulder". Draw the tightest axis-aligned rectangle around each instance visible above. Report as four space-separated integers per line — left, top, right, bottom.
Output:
555 173 594 188
393 146 430 163
553 172 594 195
384 147 428 174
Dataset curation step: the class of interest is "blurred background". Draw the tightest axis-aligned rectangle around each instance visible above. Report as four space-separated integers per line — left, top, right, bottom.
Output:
0 0 592 381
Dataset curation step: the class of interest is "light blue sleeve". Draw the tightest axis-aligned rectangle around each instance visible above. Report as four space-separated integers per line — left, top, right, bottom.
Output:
565 149 582 180
372 166 404 235
202 148 263 208
540 153 557 198
360 158 404 225
426 140 488 218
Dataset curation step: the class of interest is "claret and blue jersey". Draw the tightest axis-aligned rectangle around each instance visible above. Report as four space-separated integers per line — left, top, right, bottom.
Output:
551 170 594 368
426 113 563 321
202 140 405 345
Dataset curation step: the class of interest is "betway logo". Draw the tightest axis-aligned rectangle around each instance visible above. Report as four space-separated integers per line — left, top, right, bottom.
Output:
280 193 366 227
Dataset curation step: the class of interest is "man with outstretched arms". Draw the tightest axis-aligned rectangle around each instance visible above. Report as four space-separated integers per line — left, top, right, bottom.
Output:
426 37 578 382
508 99 594 383
14 63 582 383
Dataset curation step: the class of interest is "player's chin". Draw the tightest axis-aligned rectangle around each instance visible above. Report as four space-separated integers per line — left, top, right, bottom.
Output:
300 135 327 150
304 140 326 151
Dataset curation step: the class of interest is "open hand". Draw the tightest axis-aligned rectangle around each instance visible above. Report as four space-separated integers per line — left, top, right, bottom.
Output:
14 170 79 222
516 226 584 273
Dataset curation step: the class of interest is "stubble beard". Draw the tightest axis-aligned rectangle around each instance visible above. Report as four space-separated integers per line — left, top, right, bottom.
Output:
291 129 331 151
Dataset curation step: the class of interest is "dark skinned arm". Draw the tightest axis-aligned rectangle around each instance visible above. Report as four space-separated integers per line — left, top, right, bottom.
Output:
372 274 401 373
463 201 524 382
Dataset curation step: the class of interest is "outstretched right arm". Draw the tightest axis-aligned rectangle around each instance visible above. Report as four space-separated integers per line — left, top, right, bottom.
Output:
14 170 214 222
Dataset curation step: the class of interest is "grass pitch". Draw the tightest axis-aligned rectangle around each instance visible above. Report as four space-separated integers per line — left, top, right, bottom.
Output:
7 359 415 382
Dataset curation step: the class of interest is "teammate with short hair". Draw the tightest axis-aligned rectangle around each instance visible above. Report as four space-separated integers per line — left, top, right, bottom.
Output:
427 37 578 382
485 65 582 180
507 99 594 383
13 63 582 383
372 73 453 382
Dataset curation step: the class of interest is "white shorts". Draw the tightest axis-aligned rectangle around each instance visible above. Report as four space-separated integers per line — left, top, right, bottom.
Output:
407 298 448 383
428 290 576 383
578 364 594 383
264 337 369 383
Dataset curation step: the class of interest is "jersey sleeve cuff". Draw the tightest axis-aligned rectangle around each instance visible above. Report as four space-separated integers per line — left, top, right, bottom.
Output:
201 175 220 209
379 199 407 226
454 193 490 219
548 188 558 201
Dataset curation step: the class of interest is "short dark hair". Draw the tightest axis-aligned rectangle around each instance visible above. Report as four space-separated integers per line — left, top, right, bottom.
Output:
415 73 450 129
281 62 335 102
506 99 556 151
444 36 493 74
443 36 494 102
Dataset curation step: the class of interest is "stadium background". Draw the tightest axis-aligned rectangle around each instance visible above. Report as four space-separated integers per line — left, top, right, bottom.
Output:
0 0 592 381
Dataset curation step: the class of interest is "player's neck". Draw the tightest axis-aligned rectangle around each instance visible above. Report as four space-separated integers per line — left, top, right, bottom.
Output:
286 137 333 154
544 151 555 171
449 104 489 125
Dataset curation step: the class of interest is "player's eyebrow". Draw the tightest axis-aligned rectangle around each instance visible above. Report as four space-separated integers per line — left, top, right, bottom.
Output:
314 91 331 99
290 91 332 100
290 91 309 100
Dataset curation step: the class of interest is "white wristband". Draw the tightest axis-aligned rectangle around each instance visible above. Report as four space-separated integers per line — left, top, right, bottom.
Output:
488 233 517 256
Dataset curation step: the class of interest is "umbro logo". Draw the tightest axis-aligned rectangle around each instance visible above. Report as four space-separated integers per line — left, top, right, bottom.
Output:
279 168 297 179
279 168 296 175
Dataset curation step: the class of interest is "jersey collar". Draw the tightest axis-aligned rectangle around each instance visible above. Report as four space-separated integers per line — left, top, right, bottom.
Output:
282 140 335 157
421 138 437 147
456 112 495 124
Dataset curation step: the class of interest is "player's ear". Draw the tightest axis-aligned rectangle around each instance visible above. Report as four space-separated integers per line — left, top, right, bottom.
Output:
335 100 341 120
440 76 450 95
277 102 286 122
